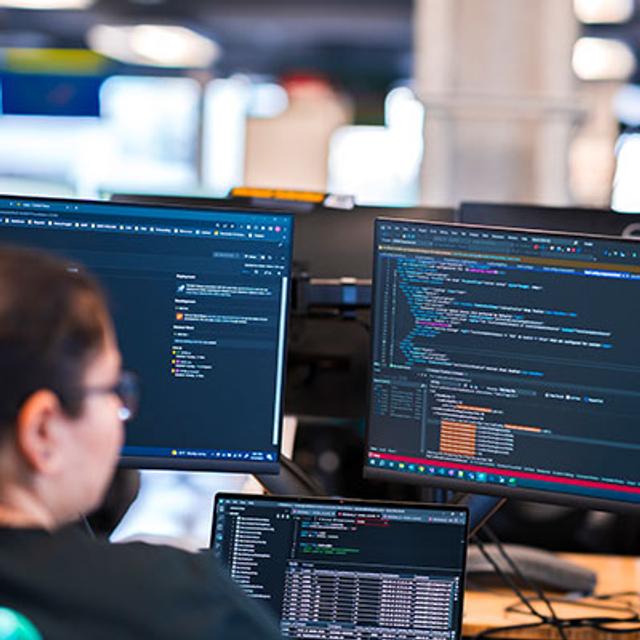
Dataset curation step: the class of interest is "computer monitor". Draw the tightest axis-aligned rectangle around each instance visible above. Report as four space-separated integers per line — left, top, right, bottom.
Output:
458 201 640 238
365 218 640 512
211 493 468 640
0 195 293 472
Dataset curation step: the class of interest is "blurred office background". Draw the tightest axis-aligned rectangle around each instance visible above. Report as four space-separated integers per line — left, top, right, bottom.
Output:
2 0 640 549
1 0 640 210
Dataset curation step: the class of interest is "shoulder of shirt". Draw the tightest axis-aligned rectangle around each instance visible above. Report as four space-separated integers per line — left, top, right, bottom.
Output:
0 525 282 637
49 525 218 576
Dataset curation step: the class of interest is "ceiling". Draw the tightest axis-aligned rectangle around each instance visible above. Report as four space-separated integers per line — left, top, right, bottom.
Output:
2 2 640 92
0 0 414 92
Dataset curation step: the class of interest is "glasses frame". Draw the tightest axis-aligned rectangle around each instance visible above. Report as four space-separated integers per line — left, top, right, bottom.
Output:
82 370 139 422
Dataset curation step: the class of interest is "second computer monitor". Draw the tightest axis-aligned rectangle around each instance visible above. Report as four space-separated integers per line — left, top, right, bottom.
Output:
366 218 640 511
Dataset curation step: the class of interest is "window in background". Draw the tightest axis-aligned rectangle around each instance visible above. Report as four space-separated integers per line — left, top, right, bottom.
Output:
99 75 200 195
612 132 640 212
0 114 98 197
327 86 424 206
202 76 289 196
0 74 200 198
612 84 640 213
0 66 102 197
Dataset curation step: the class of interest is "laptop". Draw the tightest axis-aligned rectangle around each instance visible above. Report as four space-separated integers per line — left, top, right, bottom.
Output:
211 494 468 639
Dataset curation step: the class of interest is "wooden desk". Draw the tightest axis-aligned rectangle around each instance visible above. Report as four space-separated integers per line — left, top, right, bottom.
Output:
463 553 640 639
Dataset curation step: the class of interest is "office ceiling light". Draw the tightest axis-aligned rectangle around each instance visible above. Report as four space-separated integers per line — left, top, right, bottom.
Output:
0 0 93 8
574 0 634 24
87 24 219 69
572 37 636 81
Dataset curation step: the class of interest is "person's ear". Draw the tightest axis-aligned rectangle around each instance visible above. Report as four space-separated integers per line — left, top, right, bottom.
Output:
15 390 66 474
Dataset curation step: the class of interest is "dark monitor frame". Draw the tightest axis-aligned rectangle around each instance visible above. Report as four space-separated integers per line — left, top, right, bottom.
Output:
211 492 470 539
364 217 640 514
0 194 294 473
109 192 283 212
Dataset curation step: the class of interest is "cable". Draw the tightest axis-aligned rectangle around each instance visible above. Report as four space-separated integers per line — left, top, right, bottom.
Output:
471 534 546 622
474 591 640 639
473 619 555 640
474 527 595 639
507 593 640 617
505 592 640 632
481 525 568 640
471 529 640 639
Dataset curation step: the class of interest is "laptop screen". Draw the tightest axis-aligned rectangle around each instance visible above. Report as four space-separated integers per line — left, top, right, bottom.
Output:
211 494 468 639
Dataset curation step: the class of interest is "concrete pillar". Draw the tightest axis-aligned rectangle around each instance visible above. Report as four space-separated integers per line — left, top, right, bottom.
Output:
414 0 582 207
570 82 620 208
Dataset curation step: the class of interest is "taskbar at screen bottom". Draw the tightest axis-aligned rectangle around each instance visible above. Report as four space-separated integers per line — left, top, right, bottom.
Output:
120 446 280 473
366 451 640 511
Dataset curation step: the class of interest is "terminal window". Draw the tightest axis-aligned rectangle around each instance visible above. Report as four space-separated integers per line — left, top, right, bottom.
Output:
366 220 640 506
0 196 293 472
213 497 467 640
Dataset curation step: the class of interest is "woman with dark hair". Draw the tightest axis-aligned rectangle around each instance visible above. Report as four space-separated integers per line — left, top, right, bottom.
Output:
0 247 281 639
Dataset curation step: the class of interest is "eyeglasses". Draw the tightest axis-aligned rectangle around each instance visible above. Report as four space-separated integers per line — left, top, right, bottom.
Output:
83 370 139 422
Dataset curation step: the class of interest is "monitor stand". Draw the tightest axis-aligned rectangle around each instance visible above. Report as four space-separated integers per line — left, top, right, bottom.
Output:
452 493 508 538
253 455 325 497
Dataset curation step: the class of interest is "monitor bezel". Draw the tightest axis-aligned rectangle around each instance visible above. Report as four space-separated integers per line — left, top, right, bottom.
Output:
0 193 295 474
365 216 640 514
211 492 470 536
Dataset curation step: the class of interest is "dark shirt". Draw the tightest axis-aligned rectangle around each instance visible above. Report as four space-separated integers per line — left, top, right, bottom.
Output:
0 524 282 639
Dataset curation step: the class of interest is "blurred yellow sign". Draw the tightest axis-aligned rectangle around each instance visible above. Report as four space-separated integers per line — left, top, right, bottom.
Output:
3 48 108 74
231 187 326 204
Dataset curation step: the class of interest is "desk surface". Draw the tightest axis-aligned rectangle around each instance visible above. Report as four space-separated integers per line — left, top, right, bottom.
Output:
464 553 640 639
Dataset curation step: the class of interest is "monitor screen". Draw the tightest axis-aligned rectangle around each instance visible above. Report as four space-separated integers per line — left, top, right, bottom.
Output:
211 494 468 640
366 218 640 511
0 195 293 472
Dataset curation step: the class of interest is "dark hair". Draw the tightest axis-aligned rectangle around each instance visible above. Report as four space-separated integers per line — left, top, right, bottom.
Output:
0 246 110 435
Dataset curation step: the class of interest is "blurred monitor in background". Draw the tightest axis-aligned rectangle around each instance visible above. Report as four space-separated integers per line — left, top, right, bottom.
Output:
110 192 238 211
290 204 454 279
458 201 640 238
